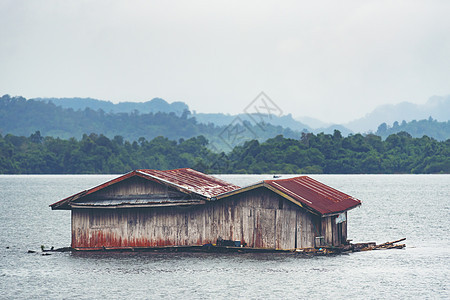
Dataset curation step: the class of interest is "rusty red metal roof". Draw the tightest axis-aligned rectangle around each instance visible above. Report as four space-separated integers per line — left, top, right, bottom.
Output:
264 176 361 215
50 168 240 209
137 168 240 198
50 170 359 215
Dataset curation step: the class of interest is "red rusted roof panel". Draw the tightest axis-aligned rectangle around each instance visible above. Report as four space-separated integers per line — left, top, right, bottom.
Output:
264 176 361 215
50 169 240 209
137 168 240 198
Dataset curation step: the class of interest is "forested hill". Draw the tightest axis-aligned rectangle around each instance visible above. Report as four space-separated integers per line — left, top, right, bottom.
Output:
31 95 315 133
345 95 450 132
0 131 448 174
376 118 450 141
0 95 301 151
32 96 189 116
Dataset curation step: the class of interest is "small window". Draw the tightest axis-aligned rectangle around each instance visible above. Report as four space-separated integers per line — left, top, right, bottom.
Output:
278 199 283 209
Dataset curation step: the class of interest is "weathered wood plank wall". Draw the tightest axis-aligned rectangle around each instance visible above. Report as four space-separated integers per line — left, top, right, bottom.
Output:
320 213 348 246
72 180 341 250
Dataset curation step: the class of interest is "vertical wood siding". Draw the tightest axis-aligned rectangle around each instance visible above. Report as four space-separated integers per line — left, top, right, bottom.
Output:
320 214 348 246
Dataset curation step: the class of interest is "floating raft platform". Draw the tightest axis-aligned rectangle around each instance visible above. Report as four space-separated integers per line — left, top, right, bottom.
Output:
39 238 406 256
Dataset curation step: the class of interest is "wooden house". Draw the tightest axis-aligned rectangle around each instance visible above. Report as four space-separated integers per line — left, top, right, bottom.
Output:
51 168 361 250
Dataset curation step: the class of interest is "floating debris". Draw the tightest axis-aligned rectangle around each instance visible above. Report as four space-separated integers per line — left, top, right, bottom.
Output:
42 247 72 253
295 238 407 256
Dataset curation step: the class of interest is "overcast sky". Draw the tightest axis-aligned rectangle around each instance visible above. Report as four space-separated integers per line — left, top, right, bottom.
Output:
1 0 449 123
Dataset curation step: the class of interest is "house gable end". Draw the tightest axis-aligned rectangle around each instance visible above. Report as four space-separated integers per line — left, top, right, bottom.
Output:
52 173 205 210
217 182 320 216
83 176 172 199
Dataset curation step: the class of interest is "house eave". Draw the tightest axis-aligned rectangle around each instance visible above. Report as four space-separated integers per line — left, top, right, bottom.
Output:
321 203 362 217
70 200 206 209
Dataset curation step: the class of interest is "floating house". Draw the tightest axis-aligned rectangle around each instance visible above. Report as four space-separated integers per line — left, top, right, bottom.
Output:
51 168 361 250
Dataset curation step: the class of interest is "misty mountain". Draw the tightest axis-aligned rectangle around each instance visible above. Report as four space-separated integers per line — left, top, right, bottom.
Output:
345 95 450 133
193 112 312 132
293 117 353 136
312 125 353 136
191 111 355 136
32 97 189 116
6 94 450 141
33 97 316 133
295 116 332 129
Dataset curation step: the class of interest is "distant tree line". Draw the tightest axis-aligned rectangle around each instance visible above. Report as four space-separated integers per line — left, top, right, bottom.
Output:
1 131 448 174
224 131 449 174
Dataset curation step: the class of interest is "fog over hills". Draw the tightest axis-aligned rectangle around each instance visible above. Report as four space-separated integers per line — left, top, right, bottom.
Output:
343 95 450 133
29 94 450 137
33 97 189 116
31 97 353 135
192 112 312 132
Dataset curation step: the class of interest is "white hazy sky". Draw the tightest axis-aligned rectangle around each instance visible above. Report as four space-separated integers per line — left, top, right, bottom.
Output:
1 0 449 123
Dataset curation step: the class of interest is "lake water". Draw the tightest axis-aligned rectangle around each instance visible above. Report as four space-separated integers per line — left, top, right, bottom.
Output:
0 174 449 299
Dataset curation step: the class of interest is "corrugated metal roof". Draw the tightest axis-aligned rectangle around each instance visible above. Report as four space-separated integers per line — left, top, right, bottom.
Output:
137 168 240 198
50 168 240 209
51 170 359 215
264 176 361 215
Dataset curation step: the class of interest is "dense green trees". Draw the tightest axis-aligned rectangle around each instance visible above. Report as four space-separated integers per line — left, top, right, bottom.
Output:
0 130 448 174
